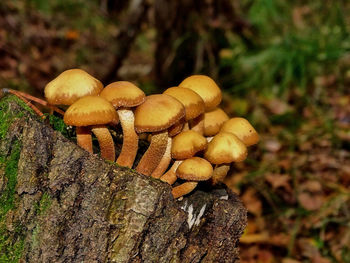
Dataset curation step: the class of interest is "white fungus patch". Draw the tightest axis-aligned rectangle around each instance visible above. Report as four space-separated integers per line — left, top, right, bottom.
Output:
194 204 206 226
180 201 207 229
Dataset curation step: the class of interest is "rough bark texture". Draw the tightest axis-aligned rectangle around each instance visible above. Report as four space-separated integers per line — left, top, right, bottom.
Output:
0 95 246 263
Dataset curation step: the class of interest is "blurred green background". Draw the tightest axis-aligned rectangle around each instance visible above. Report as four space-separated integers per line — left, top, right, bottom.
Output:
0 0 349 262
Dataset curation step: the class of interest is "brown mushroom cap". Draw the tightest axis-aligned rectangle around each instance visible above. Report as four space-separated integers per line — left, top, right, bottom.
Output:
177 157 213 181
64 95 118 126
45 69 103 105
134 94 185 133
171 130 207 159
99 81 145 107
172 181 198 199
220 117 259 146
178 75 222 111
204 132 247 164
204 107 229 137
163 87 205 121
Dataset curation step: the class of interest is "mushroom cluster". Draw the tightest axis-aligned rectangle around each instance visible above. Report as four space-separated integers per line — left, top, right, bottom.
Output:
42 69 259 198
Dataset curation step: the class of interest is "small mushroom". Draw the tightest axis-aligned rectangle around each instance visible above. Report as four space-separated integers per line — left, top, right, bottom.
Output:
163 86 205 130
172 181 198 199
160 130 207 184
100 81 145 168
45 69 103 106
178 75 222 134
176 157 213 181
134 94 185 176
220 117 259 146
203 107 229 140
64 96 118 161
204 132 247 184
204 132 247 164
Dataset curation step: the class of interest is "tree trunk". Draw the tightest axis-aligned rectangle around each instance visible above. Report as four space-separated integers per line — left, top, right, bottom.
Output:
0 94 246 263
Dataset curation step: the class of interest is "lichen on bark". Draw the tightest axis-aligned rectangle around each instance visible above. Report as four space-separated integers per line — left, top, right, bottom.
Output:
0 94 247 263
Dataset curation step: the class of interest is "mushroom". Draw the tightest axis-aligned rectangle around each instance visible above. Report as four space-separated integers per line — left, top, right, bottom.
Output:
204 132 248 184
171 157 213 198
220 117 259 146
178 75 222 134
45 68 103 106
203 107 229 141
176 157 213 181
100 81 145 168
134 94 185 176
64 96 118 161
172 182 198 199
163 87 205 131
160 130 207 184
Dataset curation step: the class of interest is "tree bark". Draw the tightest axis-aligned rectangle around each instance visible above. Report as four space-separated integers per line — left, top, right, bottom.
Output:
0 95 246 263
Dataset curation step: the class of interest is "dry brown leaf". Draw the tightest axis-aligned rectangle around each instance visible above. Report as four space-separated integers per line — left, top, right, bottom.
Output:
298 192 324 211
263 138 282 153
241 188 263 216
265 173 291 190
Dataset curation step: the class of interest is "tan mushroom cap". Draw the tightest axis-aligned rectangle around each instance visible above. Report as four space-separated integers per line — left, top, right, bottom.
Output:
45 69 103 105
163 87 205 121
177 157 213 181
172 181 198 199
179 75 222 111
134 94 185 133
220 117 259 146
99 81 145 107
64 96 118 127
172 130 207 159
204 107 229 136
204 132 247 164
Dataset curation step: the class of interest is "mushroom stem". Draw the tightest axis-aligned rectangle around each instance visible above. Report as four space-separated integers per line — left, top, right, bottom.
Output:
190 114 204 135
182 122 190 131
207 136 214 143
160 160 182 185
172 181 198 199
76 126 93 153
211 164 230 185
136 130 168 176
91 125 115 161
116 109 139 168
151 137 172 178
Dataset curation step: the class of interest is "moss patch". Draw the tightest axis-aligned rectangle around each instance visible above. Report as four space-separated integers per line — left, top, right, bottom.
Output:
47 114 74 139
34 192 52 216
0 95 33 263
0 141 24 263
0 141 21 218
0 95 35 140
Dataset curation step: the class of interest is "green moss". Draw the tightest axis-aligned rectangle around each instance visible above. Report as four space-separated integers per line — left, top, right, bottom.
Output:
0 94 36 262
46 114 74 138
0 227 24 263
34 192 52 216
31 225 40 250
0 140 24 263
0 141 21 219
0 95 35 140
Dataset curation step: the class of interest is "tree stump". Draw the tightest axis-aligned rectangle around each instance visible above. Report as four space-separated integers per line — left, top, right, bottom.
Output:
0 95 246 263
